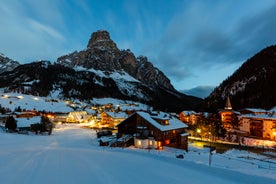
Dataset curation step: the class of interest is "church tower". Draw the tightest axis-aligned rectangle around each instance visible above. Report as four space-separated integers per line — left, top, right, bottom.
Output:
224 96 232 110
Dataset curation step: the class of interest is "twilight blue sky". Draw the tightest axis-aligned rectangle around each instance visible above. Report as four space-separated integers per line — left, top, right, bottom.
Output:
1 0 276 98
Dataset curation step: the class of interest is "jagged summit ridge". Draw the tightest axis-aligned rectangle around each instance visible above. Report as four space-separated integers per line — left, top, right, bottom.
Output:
0 54 20 74
57 30 175 90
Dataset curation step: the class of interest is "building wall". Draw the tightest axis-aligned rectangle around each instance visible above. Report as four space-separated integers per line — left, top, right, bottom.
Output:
239 118 250 132
134 137 159 149
239 117 276 140
263 120 276 140
101 112 126 129
220 111 234 129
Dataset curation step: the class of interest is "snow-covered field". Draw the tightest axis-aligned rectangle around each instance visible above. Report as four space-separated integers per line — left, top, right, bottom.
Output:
0 91 149 113
0 124 275 184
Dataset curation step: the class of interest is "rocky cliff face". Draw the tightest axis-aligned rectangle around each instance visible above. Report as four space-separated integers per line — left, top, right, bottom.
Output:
0 53 20 73
0 30 202 112
57 30 174 90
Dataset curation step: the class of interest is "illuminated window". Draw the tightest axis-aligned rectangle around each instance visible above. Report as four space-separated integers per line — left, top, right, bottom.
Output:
137 140 141 146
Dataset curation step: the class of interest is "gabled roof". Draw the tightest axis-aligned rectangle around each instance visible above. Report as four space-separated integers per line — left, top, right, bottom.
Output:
119 111 188 132
239 108 267 114
105 111 128 119
16 116 41 128
239 114 276 120
270 106 276 112
181 111 196 115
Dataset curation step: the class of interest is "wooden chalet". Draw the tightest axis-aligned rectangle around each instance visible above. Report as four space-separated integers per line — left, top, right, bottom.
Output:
117 111 189 151
239 113 276 140
101 111 128 129
179 110 201 125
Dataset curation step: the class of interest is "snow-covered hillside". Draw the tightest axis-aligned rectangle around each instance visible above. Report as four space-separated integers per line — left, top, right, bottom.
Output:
0 124 275 184
0 90 149 112
0 53 20 73
73 66 149 100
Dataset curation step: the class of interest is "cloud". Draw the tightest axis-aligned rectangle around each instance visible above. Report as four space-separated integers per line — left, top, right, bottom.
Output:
0 0 67 62
27 19 64 41
143 1 276 89
233 3 276 56
182 85 215 99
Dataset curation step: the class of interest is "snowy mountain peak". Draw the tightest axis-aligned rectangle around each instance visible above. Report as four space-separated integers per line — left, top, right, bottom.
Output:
0 53 20 74
0 30 203 112
57 30 175 91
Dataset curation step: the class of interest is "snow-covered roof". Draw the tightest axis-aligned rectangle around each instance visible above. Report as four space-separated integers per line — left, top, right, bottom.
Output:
16 116 41 128
105 111 128 119
135 111 188 131
181 111 196 115
85 109 96 115
239 114 276 120
240 108 267 113
269 106 276 112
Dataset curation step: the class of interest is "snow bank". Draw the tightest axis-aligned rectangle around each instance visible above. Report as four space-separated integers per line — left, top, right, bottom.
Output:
0 124 275 184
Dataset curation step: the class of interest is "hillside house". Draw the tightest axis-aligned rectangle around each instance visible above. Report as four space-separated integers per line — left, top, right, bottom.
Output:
100 111 128 129
239 113 276 140
54 111 92 124
67 111 90 123
117 111 189 150
15 111 36 118
16 116 41 132
54 113 69 124
179 111 200 125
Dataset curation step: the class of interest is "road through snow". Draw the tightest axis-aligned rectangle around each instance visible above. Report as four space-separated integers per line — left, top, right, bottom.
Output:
0 125 275 184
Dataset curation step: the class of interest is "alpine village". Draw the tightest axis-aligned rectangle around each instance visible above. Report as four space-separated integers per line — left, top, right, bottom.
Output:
1 30 276 157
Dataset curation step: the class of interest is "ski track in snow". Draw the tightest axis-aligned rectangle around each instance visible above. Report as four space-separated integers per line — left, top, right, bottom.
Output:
0 125 275 184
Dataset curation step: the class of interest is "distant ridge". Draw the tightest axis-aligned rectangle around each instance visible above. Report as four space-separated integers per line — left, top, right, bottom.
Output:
202 45 276 111
0 53 20 73
0 30 202 112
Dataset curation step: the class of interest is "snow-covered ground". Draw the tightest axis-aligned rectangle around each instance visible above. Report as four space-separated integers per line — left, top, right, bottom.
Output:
0 91 149 113
0 124 275 184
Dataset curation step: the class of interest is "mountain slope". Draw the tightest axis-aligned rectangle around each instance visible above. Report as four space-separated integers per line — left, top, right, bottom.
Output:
0 30 202 112
56 30 174 90
202 45 276 111
0 53 20 74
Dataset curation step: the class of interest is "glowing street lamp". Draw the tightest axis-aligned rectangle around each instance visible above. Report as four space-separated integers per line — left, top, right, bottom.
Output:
196 128 202 140
196 128 201 134
3 94 9 98
273 132 276 140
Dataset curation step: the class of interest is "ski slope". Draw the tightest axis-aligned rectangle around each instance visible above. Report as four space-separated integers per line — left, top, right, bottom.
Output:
0 124 275 184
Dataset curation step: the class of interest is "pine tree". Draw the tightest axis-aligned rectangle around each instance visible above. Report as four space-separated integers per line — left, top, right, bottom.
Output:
40 116 53 135
5 116 17 132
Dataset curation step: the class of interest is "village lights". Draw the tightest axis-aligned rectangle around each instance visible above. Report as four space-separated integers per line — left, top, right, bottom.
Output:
33 97 39 101
17 95 23 99
273 132 276 140
3 94 9 98
196 128 201 134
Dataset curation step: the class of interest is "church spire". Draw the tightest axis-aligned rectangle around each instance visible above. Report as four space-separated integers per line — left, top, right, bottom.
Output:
225 96 232 110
